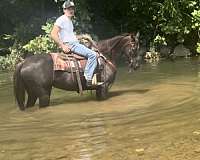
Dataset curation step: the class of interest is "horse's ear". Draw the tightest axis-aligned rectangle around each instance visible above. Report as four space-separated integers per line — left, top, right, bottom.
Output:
135 31 140 39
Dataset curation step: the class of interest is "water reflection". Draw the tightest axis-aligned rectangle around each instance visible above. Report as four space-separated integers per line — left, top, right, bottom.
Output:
0 58 200 160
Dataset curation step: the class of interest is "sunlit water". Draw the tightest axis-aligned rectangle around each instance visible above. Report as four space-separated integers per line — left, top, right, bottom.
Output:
0 58 200 160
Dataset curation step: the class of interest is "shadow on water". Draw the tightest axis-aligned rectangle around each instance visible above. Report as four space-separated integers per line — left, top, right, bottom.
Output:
109 88 150 97
50 92 96 106
50 88 150 106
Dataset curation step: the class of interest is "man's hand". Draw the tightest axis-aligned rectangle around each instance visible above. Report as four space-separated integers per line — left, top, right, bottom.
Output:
60 43 71 53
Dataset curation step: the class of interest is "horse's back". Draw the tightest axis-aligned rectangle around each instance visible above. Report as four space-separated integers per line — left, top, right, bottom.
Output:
22 54 53 71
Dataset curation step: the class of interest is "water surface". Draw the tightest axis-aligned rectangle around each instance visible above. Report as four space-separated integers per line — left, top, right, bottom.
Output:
0 58 200 160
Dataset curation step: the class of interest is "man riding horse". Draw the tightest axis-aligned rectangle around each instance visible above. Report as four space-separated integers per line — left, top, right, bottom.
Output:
51 0 103 87
13 0 117 110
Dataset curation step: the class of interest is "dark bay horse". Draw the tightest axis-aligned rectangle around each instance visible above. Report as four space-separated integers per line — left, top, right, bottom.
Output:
96 32 141 72
13 54 116 111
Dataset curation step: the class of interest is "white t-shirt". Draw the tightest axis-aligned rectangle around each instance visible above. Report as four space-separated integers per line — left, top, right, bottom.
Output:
54 15 78 43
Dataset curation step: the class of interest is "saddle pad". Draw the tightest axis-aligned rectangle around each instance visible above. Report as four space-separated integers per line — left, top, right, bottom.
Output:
50 53 86 72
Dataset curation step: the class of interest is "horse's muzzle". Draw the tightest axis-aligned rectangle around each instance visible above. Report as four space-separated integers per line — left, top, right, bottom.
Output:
128 60 140 73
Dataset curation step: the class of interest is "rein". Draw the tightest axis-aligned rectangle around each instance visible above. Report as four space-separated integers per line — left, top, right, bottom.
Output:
106 59 117 71
101 55 116 72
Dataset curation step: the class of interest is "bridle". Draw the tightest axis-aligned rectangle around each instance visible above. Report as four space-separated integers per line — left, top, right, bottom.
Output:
121 36 139 66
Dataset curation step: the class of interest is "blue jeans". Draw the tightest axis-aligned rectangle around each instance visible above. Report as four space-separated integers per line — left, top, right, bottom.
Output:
68 42 97 80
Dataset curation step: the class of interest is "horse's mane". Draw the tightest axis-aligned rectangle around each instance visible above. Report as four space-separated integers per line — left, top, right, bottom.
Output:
98 33 131 44
96 32 137 53
119 33 133 36
104 32 137 43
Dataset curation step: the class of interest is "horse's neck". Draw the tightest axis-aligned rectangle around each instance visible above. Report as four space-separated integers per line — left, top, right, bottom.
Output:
110 35 132 52
98 35 126 52
118 36 131 48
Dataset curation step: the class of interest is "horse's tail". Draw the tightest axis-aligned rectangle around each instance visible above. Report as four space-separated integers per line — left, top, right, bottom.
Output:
13 62 25 110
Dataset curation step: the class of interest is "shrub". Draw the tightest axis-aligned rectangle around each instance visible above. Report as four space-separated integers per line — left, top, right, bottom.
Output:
23 19 58 54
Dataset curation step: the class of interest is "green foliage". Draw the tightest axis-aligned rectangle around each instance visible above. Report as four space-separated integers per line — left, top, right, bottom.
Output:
1 17 46 49
147 0 199 52
0 20 57 70
197 42 200 53
192 9 200 29
73 1 93 34
23 35 57 54
1 0 200 71
92 0 199 51
191 9 200 53
0 46 22 71
14 18 43 44
23 20 58 54
154 35 167 46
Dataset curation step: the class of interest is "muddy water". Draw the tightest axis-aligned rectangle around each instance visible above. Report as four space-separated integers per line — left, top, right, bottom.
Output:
0 58 200 160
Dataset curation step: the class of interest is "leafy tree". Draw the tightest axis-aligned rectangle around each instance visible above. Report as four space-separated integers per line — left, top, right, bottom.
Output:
1 0 200 70
23 20 57 54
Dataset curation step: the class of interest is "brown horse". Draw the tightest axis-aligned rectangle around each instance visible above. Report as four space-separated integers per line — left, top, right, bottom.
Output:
96 32 140 72
13 54 116 110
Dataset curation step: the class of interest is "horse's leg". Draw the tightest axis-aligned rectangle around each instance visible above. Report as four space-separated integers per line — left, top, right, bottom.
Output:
24 85 37 108
38 87 52 108
26 94 37 108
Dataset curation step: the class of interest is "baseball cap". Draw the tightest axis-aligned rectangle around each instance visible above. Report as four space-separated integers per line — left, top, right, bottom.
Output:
62 0 75 9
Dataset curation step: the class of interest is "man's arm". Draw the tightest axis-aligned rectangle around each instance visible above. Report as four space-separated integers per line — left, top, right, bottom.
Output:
50 25 71 53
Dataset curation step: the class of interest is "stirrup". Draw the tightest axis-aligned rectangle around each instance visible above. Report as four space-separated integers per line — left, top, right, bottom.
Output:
95 82 104 86
92 74 104 86
86 80 104 87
